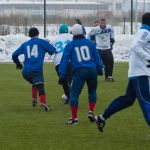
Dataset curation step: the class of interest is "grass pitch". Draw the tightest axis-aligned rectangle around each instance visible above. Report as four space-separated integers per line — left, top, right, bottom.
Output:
0 63 149 150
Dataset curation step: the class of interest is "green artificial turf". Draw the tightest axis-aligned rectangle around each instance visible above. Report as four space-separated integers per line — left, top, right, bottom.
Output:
0 63 149 150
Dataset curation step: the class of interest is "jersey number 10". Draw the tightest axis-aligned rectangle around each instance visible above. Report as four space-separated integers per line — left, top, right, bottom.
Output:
75 46 91 62
27 45 38 58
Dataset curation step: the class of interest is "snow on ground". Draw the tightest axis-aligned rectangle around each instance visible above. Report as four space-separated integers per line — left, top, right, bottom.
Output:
113 34 134 62
0 33 135 62
0 34 29 62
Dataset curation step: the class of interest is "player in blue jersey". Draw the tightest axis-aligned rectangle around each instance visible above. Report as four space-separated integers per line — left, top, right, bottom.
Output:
51 24 73 104
59 24 103 124
12 27 55 111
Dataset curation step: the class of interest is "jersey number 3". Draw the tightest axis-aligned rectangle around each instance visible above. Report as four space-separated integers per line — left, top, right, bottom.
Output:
27 45 38 58
75 46 90 62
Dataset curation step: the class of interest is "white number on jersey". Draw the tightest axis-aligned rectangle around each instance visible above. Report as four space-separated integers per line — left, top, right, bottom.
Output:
27 45 38 58
75 46 91 62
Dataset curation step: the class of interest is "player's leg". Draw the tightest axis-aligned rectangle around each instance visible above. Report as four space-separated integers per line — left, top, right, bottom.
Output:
62 64 72 103
86 69 98 122
56 65 70 103
99 50 107 80
95 80 136 132
133 76 150 126
35 83 50 111
106 50 114 81
67 63 72 87
22 72 37 107
66 69 86 124
32 85 38 107
32 72 50 111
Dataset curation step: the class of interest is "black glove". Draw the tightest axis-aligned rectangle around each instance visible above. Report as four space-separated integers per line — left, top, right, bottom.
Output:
58 77 66 85
97 69 103 76
147 60 150 68
16 63 23 70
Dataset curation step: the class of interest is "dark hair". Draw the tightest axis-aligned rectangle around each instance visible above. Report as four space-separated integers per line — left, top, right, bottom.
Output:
100 18 106 21
142 13 150 26
29 27 39 37
75 18 82 25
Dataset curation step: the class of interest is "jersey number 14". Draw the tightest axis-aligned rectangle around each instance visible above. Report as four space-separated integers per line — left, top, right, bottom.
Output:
75 46 91 62
27 45 38 58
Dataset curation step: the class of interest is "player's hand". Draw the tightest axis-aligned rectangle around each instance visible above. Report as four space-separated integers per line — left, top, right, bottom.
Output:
16 63 23 70
58 77 65 85
147 60 150 68
97 69 103 76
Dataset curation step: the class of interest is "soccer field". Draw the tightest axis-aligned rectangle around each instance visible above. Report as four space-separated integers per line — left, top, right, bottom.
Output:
0 63 149 150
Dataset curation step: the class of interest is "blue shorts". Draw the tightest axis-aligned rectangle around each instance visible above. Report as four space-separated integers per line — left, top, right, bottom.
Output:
22 71 44 85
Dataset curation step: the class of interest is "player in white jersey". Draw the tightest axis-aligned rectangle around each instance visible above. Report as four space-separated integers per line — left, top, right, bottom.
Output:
51 24 73 103
88 18 115 81
94 13 150 132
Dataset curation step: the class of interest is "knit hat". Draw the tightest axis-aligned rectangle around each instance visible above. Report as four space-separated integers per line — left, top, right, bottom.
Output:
59 24 69 33
72 24 83 36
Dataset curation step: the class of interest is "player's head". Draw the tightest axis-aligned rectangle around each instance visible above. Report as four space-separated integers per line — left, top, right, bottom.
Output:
100 18 107 28
142 13 150 26
75 18 82 25
72 24 83 36
59 24 69 34
29 27 39 38
94 20 100 27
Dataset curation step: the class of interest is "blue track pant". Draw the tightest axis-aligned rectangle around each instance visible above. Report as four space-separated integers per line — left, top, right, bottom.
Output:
102 76 150 126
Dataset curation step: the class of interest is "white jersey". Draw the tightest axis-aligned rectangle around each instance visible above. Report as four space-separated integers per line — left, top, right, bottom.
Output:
128 28 150 78
51 33 73 66
87 25 114 50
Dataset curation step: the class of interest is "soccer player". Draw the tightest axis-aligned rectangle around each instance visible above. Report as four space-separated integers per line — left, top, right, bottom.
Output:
59 24 103 124
88 18 115 81
51 24 73 104
12 27 55 111
95 12 150 132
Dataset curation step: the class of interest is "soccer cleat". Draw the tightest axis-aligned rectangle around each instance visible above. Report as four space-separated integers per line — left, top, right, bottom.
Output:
66 118 79 125
105 76 114 82
95 116 106 132
41 104 50 112
32 100 37 107
108 76 114 82
88 111 95 122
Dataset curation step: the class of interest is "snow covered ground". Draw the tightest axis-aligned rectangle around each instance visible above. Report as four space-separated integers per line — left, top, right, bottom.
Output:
0 33 134 62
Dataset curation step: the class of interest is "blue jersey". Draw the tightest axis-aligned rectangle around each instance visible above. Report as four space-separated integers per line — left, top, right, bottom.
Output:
59 38 103 77
12 38 55 74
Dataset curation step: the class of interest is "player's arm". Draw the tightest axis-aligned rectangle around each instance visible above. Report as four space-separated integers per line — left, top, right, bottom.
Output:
12 45 23 70
110 27 115 49
131 30 150 62
59 43 72 78
41 40 56 55
47 39 57 61
87 30 92 40
92 43 104 75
